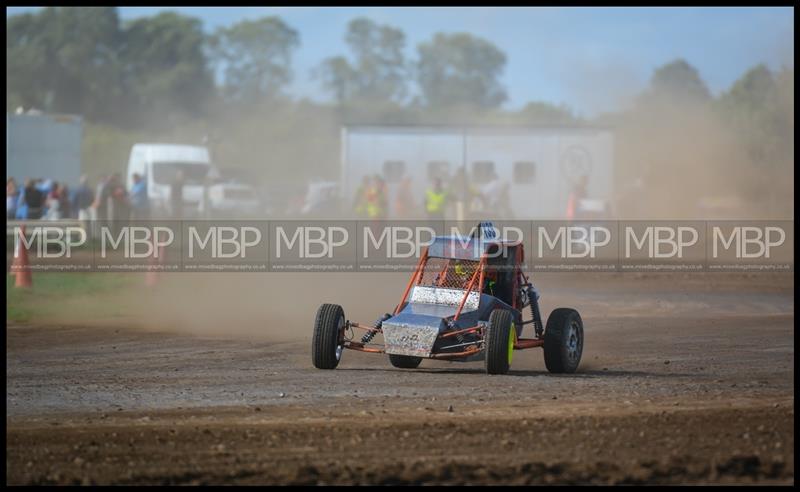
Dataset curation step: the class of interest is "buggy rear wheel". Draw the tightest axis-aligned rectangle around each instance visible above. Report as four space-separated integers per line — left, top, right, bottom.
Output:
484 309 515 375
389 354 423 369
543 308 583 373
312 303 345 369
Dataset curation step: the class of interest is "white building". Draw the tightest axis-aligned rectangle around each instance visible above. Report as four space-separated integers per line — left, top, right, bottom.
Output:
340 125 614 219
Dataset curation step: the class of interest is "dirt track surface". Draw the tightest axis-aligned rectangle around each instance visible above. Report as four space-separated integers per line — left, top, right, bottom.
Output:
6 272 795 484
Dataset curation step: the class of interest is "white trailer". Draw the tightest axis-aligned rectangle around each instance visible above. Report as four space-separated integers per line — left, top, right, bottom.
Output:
340 125 614 219
6 112 83 186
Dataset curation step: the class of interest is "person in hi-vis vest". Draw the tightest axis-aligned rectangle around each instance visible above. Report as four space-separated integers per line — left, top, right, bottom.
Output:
425 178 448 220
365 174 386 220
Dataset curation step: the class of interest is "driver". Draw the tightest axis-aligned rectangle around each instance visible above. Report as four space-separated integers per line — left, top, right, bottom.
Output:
451 260 470 286
483 269 498 296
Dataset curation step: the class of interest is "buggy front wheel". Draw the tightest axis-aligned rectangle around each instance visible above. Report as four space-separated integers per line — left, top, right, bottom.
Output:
543 308 583 373
484 309 515 375
312 304 345 369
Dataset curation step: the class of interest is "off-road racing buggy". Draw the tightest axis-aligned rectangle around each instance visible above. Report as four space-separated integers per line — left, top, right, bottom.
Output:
312 223 583 375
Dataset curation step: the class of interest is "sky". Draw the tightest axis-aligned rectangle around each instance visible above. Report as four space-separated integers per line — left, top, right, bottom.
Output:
6 6 795 116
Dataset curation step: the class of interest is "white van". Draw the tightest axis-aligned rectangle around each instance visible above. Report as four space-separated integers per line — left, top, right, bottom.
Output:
127 143 215 218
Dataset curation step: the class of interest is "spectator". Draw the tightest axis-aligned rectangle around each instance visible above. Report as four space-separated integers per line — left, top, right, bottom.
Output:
107 174 130 232
129 173 149 220
15 179 28 219
57 183 71 219
364 175 384 221
477 168 511 218
353 175 371 218
45 181 63 219
23 178 45 219
425 177 448 220
453 166 479 220
45 182 72 220
37 178 53 195
170 170 185 218
70 175 95 221
394 175 415 218
374 175 388 220
566 175 589 219
92 175 110 231
7 177 19 219
37 178 53 217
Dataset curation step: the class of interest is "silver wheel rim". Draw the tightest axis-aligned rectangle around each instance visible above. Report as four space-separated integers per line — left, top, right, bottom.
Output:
335 315 344 361
566 321 581 363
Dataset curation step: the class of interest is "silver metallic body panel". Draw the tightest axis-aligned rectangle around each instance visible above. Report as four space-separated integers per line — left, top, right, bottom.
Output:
410 285 480 311
382 314 445 357
383 286 521 358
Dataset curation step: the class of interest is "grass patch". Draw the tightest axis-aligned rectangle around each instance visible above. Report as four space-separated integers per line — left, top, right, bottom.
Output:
6 272 138 323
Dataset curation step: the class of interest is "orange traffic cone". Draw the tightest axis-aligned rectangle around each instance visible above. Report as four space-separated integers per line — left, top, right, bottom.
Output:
565 192 576 220
12 226 33 288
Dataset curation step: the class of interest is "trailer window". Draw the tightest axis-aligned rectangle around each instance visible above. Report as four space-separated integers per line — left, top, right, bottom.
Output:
513 161 536 183
471 161 495 181
382 160 406 183
427 161 450 181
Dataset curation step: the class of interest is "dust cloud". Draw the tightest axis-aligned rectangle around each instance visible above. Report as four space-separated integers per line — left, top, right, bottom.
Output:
113 272 408 343
610 100 793 220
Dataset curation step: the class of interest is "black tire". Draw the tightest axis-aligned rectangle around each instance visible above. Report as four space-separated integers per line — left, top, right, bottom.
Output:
543 308 583 374
312 303 345 370
389 354 423 369
484 309 515 375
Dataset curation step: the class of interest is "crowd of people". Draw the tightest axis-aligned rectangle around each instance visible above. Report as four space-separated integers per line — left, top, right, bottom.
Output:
6 173 151 223
7 167 514 223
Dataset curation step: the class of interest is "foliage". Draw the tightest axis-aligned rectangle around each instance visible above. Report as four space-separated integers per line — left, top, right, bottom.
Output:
416 32 507 109
7 7 124 121
645 58 711 104
120 12 214 124
209 16 299 103
317 17 408 105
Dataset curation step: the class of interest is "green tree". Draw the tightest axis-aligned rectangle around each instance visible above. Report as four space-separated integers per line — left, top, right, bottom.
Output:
120 11 213 122
7 12 45 111
317 17 408 105
209 16 299 102
6 7 123 121
416 32 507 109
715 65 793 214
317 56 358 103
717 65 791 162
646 58 711 104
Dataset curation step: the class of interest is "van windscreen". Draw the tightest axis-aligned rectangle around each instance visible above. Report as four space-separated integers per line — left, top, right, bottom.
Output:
152 162 210 185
